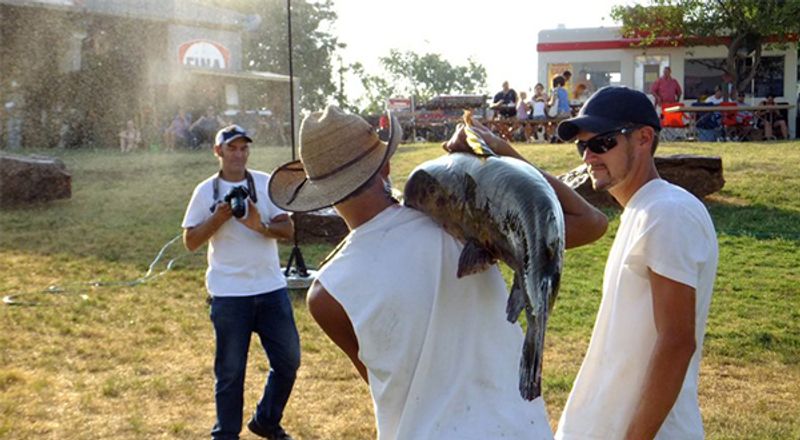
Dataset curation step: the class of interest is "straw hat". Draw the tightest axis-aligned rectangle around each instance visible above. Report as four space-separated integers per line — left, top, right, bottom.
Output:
269 105 401 212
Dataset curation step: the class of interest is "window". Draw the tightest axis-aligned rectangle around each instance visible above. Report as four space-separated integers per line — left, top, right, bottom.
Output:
684 58 725 99
750 56 784 97
571 61 622 90
685 56 785 99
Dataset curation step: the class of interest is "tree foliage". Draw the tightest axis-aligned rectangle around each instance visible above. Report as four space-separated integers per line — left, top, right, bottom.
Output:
199 0 340 112
353 49 487 114
611 0 800 94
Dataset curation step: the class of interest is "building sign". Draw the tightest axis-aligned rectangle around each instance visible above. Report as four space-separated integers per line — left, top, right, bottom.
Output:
386 97 413 112
179 40 231 70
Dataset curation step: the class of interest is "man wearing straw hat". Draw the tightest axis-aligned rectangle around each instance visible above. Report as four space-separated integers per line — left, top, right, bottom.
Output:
269 106 607 439
182 125 299 440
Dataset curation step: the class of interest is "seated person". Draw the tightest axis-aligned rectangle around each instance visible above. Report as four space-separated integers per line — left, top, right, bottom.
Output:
529 95 548 142
490 81 518 119
705 87 724 105
119 119 142 152
693 101 722 142
164 108 191 150
516 91 530 120
189 106 226 149
548 75 571 142
757 95 789 140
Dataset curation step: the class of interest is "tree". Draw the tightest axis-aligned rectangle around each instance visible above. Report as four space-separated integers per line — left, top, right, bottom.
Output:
611 0 800 95
353 49 487 114
200 0 340 112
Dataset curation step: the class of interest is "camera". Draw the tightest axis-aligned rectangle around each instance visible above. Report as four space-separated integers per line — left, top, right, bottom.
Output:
224 185 250 218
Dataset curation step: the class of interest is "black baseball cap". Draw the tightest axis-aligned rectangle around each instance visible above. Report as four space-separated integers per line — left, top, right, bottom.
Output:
557 86 661 141
215 124 253 146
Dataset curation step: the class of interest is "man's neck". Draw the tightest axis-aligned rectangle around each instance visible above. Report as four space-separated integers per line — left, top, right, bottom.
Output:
219 169 246 182
610 161 659 207
335 192 397 230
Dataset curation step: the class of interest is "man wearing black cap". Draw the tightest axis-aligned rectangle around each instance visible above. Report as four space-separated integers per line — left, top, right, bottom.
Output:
182 125 299 440
553 87 719 440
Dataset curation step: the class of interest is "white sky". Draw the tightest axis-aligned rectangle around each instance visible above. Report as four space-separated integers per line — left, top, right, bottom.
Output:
330 0 642 98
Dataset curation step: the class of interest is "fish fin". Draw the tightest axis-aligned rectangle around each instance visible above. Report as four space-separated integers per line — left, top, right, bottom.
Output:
464 125 495 157
506 273 527 323
457 239 495 278
519 305 547 401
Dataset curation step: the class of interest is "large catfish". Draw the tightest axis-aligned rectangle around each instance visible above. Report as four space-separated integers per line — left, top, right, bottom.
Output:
403 140 564 400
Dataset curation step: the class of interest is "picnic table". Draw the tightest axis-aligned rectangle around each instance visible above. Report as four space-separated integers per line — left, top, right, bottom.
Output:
483 117 571 142
664 104 794 140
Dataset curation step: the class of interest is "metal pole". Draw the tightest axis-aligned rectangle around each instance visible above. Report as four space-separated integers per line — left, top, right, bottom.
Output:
287 0 297 161
284 0 309 279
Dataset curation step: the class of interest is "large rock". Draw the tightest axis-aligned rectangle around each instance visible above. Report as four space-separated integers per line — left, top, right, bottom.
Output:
293 208 349 244
0 153 71 207
558 154 724 208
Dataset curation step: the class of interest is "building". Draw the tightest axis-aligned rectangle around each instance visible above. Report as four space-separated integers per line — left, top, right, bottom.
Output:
0 0 290 149
537 26 798 137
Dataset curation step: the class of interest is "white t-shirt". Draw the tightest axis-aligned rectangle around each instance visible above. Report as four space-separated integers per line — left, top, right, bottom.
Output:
556 179 718 440
532 101 547 118
182 170 287 297
317 204 553 440
705 95 724 105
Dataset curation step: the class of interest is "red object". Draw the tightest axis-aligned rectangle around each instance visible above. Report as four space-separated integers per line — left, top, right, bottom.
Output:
661 103 686 128
719 102 738 127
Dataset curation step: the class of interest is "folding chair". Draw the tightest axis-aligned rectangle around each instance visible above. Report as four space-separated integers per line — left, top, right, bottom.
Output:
719 102 740 141
660 102 688 141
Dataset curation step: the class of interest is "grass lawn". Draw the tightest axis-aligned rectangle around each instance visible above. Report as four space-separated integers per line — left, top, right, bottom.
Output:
1 140 799 439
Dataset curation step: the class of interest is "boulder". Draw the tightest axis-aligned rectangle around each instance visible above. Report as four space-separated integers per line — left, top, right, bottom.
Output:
558 154 725 208
0 153 72 207
292 208 349 244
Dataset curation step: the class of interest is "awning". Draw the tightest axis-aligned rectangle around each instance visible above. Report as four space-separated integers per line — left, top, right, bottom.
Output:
184 67 290 83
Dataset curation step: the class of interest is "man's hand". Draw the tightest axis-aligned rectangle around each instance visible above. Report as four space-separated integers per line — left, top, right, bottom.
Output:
183 202 233 252
238 199 263 232
212 201 233 222
442 120 516 158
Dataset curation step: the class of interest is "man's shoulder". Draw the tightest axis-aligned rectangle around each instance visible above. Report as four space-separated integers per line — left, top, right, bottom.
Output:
193 174 218 193
642 181 712 222
247 169 270 181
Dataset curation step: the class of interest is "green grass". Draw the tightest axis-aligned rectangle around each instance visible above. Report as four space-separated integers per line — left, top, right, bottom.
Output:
1 140 799 438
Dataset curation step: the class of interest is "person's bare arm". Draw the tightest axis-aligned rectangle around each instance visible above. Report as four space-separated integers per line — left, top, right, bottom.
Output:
183 202 232 252
307 280 368 383
443 122 608 249
624 270 697 440
238 200 294 240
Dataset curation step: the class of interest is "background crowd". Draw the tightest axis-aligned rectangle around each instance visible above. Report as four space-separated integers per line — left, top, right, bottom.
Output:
489 66 793 144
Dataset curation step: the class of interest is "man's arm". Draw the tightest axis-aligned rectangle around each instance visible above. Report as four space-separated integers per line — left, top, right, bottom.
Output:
183 202 232 251
238 200 294 240
307 281 368 382
675 80 682 102
651 79 661 106
443 123 608 248
624 270 697 440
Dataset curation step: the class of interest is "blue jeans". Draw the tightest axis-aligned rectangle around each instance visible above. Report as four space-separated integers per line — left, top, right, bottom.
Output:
209 288 301 440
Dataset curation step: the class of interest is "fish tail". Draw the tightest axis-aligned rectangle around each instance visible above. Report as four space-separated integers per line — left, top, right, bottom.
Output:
519 305 546 401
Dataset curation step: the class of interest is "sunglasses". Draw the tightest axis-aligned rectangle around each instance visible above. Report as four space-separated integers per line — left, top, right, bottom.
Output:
575 127 638 157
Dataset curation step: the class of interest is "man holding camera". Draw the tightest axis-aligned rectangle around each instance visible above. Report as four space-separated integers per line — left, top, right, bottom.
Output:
182 125 299 440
